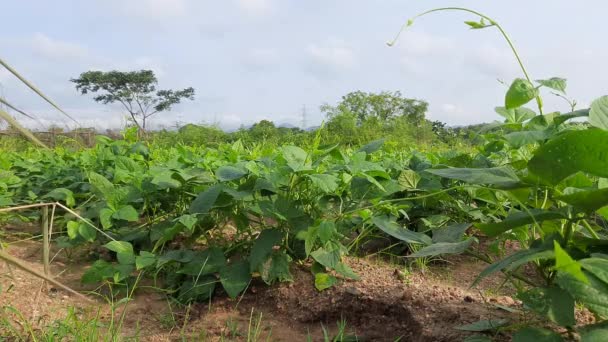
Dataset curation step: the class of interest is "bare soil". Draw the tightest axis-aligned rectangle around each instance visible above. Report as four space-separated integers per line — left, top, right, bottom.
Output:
0 238 595 341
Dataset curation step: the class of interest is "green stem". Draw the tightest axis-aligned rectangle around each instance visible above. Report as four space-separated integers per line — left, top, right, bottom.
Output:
388 7 543 114
580 219 600 239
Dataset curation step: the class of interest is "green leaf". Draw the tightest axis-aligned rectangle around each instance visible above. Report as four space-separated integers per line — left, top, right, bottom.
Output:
306 174 339 193
398 169 420 190
304 226 318 257
536 77 567 94
317 221 336 244
66 221 79 239
513 327 563 342
189 185 223 214
455 319 509 332
178 248 226 276
425 166 519 185
314 272 337 291
81 260 115 284
589 96 608 130
178 277 216 302
178 214 198 231
495 106 536 123
473 248 554 287
580 258 608 284
282 146 310 172
249 229 283 272
476 210 565 237
135 251 156 270
357 139 384 154
220 261 251 299
216 166 247 181
112 205 139 222
259 252 293 285
557 271 608 319
529 129 608 184
464 20 487 29
334 262 359 280
505 78 539 109
518 287 575 327
151 172 181 189
88 172 116 204
104 241 135 265
78 223 97 242
372 216 432 245
99 208 114 229
43 188 75 207
554 241 588 283
504 130 548 147
409 238 477 258
579 322 608 342
310 247 340 269
432 223 471 243
557 188 608 212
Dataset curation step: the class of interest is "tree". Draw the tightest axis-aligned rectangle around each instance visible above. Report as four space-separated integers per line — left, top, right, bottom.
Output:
321 90 428 125
71 70 194 132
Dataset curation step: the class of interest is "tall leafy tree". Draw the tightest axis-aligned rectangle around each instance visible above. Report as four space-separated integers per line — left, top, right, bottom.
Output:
71 70 194 132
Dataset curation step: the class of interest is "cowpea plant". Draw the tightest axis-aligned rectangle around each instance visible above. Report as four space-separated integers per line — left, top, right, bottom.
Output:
388 7 608 340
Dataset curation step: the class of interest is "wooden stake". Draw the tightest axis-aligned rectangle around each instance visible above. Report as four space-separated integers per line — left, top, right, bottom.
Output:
41 205 50 277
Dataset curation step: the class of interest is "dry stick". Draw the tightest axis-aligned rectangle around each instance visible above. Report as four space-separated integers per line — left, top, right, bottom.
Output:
41 206 50 277
0 250 92 302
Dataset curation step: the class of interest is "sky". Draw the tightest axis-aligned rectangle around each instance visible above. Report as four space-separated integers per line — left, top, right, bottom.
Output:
0 0 606 131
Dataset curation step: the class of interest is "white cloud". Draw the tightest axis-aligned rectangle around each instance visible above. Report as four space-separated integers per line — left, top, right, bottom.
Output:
119 0 188 19
30 33 88 60
243 48 280 71
305 40 357 78
236 0 275 16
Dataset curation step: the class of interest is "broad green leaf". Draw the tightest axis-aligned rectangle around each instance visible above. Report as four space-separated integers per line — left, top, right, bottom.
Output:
425 166 519 185
372 216 432 245
398 169 420 190
432 223 471 243
504 130 548 148
473 248 554 287
99 208 114 229
89 172 115 203
178 248 226 276
112 205 139 222
513 327 563 342
557 188 608 212
580 258 608 284
178 277 216 302
249 229 283 272
536 77 567 94
81 260 115 284
151 172 181 189
178 214 198 231
304 226 318 257
216 166 247 181
135 251 156 270
409 238 477 258
518 287 575 327
455 319 508 332
220 261 251 299
554 241 587 283
589 96 608 130
282 146 310 172
43 188 75 207
315 272 337 291
557 271 608 318
317 221 336 244
310 247 340 269
357 139 384 154
78 223 96 242
259 252 293 285
104 241 135 265
66 221 79 239
495 106 536 123
334 262 359 280
528 129 608 184
505 78 539 109
306 174 339 193
580 322 608 342
189 185 223 214
476 210 566 237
